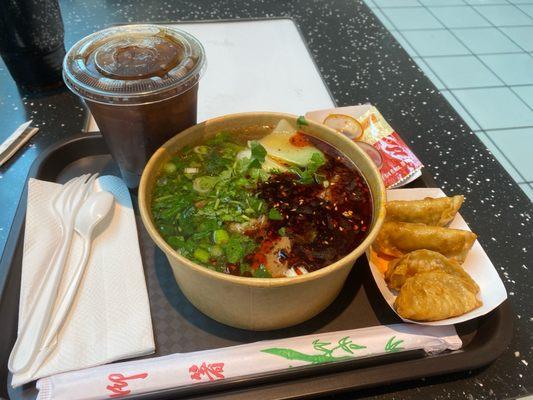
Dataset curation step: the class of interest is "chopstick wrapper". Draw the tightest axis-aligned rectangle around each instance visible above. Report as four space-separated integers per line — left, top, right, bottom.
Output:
36 324 461 400
12 176 155 387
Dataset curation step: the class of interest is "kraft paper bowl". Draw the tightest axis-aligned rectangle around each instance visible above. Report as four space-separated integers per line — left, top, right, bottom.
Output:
139 112 386 330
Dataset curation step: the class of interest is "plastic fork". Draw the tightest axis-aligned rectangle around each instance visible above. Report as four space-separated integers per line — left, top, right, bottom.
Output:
31 190 115 373
8 173 98 375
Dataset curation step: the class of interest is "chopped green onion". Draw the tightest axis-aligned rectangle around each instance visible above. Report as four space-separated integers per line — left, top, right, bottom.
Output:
278 227 286 236
193 176 219 193
194 145 210 155
209 245 224 257
167 236 184 249
193 248 210 263
163 162 177 174
213 229 230 244
236 177 248 187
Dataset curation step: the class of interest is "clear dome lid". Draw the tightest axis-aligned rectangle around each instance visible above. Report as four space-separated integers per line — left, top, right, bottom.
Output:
63 24 206 105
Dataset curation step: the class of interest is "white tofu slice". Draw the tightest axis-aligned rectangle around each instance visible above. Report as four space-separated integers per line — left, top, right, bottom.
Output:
258 119 323 167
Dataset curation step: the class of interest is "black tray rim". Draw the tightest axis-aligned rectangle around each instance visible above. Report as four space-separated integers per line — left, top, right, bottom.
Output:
0 133 514 400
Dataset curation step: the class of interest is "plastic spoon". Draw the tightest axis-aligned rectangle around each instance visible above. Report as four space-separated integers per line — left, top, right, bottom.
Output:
31 190 115 372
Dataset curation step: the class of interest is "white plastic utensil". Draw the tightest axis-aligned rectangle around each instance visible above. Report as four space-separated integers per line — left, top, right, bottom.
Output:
8 174 98 375
0 120 39 167
30 190 115 372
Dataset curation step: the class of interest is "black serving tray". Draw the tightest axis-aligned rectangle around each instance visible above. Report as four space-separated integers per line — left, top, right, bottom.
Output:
0 134 513 399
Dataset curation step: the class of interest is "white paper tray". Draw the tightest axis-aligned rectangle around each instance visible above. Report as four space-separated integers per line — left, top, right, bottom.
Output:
367 188 508 326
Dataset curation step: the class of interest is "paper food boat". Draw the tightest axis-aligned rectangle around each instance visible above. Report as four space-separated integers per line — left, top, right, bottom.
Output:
366 188 508 326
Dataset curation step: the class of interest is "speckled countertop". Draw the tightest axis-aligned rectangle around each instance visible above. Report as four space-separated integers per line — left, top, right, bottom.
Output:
0 0 531 399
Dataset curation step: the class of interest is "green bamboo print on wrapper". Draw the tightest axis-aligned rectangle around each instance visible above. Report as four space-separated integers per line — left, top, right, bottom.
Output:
261 336 367 365
384 336 404 353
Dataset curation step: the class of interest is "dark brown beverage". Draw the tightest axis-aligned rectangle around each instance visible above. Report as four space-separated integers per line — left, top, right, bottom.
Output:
63 25 206 188
85 87 198 186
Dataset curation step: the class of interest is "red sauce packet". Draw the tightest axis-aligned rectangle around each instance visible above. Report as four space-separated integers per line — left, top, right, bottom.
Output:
305 105 423 188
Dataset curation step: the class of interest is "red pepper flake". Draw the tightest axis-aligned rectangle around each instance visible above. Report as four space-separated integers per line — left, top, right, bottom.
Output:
289 132 311 147
247 134 373 275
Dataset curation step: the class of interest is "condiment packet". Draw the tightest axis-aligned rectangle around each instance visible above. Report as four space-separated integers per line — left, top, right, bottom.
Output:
36 324 461 400
306 104 423 188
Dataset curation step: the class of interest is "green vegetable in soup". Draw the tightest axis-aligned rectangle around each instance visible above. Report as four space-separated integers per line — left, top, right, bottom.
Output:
151 133 272 272
194 248 210 263
213 229 230 244
150 126 343 277
268 208 283 221
289 152 326 184
296 115 308 127
253 264 272 278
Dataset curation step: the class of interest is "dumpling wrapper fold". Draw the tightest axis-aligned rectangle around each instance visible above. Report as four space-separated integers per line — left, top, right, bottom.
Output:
395 271 482 321
373 221 477 264
385 195 464 226
385 249 479 293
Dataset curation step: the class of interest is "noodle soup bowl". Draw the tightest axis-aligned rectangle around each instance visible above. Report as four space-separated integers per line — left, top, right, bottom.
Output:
139 112 386 330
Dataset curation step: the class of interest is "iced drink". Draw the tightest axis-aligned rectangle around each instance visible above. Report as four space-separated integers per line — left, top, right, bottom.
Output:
63 25 206 188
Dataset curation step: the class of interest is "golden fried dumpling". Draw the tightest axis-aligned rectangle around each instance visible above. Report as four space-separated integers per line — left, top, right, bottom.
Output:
373 221 477 264
385 249 479 293
395 271 482 321
385 195 464 226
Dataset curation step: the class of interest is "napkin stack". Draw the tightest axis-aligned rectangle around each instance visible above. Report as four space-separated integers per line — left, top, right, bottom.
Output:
36 324 462 400
12 176 155 387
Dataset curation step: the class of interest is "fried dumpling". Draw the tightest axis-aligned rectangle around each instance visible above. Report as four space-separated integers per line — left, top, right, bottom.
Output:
373 221 477 264
385 195 464 226
385 249 479 293
395 271 482 321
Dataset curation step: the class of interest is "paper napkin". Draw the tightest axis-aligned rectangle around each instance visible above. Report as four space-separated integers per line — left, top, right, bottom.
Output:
35 323 461 400
12 176 155 387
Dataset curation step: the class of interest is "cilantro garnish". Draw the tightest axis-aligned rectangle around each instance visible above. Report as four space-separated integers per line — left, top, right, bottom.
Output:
290 152 326 184
253 264 272 278
296 116 309 127
250 141 267 163
268 208 283 220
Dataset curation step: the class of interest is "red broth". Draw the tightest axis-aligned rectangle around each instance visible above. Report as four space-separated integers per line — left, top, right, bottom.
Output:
151 129 373 278
248 138 373 274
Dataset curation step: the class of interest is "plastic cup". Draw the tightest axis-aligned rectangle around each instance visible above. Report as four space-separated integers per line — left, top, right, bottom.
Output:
63 25 206 188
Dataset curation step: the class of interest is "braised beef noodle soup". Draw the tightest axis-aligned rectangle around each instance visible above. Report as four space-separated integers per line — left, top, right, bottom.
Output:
151 119 373 278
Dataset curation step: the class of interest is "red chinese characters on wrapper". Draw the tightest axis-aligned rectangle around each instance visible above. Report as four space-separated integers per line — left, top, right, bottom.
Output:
106 372 148 398
189 362 225 382
306 105 423 188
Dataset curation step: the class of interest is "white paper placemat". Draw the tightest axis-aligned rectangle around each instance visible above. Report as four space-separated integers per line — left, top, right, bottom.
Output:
85 19 335 132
